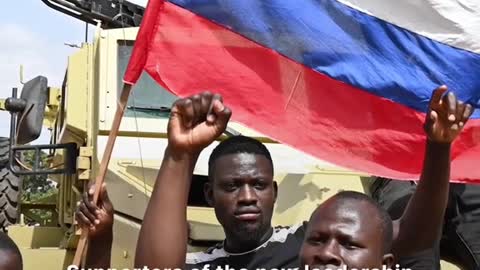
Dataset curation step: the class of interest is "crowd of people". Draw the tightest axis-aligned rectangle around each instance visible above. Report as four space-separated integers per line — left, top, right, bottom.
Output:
0 86 477 270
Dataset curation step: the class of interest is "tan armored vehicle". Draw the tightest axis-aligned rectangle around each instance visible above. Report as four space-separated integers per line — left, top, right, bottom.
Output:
0 1 461 269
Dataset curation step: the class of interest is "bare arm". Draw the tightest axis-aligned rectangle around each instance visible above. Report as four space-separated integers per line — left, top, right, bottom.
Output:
134 148 197 268
85 231 113 268
391 140 450 257
134 92 231 269
391 86 474 257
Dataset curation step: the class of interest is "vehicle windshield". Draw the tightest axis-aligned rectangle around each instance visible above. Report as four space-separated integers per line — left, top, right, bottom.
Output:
117 42 177 119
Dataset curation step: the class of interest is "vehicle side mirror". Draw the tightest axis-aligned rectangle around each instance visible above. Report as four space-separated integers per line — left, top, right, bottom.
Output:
5 76 48 144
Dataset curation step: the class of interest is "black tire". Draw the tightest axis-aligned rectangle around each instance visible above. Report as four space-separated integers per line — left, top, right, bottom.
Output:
0 137 9 165
0 137 20 232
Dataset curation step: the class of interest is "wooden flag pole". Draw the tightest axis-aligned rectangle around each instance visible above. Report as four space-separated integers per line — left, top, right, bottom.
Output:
72 83 133 267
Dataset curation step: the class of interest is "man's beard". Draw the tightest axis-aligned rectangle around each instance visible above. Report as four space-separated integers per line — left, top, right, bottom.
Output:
231 219 269 243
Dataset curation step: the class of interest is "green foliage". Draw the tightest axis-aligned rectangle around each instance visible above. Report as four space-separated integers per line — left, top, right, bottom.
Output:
20 150 57 225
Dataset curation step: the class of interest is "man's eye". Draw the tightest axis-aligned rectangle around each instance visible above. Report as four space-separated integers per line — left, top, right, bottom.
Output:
224 183 236 191
307 237 326 245
344 244 356 250
307 238 319 245
342 241 360 250
255 182 266 189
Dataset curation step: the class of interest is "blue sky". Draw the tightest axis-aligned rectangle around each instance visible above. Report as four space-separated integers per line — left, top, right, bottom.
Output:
0 0 147 143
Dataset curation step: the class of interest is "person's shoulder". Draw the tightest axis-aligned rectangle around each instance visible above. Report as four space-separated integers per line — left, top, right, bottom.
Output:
270 222 308 243
186 242 227 265
273 222 307 233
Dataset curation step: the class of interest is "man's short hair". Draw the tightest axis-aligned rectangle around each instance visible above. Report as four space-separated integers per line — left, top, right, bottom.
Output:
0 231 22 265
208 135 273 180
326 191 394 253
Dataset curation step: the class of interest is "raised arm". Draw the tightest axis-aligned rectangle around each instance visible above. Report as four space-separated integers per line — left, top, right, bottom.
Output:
134 92 231 269
75 183 114 269
391 85 474 257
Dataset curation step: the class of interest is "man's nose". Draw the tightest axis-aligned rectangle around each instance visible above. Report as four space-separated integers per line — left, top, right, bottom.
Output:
313 240 342 267
238 185 257 204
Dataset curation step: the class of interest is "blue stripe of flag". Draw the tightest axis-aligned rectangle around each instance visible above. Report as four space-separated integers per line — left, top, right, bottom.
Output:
169 0 480 118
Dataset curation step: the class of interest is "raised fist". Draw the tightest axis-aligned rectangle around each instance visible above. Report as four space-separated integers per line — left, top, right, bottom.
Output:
424 85 474 144
167 91 232 154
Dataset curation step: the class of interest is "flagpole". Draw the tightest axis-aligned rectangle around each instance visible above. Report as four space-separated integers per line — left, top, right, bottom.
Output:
72 83 133 267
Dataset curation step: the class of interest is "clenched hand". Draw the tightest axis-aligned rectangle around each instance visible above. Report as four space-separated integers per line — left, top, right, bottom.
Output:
167 91 232 154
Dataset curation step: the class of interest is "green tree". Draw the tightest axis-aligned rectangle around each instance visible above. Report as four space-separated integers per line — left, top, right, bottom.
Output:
20 150 57 225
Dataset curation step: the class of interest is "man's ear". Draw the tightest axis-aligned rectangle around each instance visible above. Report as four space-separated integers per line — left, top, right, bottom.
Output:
273 181 278 203
382 253 395 269
204 180 214 207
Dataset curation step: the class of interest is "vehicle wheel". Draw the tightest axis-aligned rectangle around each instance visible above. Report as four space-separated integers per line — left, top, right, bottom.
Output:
0 137 21 232
0 137 9 165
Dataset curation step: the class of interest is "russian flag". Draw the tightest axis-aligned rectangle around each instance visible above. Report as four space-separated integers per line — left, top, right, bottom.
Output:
123 0 480 183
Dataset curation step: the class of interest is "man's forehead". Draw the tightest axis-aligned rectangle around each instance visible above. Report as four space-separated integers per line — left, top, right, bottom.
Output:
312 201 361 223
214 153 272 171
215 152 264 163
309 199 380 232
212 153 273 183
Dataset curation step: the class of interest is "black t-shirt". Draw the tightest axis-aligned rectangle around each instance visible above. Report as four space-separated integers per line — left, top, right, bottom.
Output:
185 222 308 270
